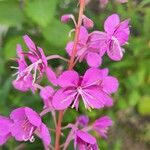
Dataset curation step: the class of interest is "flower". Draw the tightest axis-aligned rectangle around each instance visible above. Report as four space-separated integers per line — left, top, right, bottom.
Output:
66 26 102 67
93 116 113 138
0 116 13 145
94 13 130 61
10 107 51 145
12 35 57 92
40 86 55 109
52 68 114 110
75 130 99 150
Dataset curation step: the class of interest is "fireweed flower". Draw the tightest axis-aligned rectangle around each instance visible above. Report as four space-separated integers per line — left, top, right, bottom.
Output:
66 26 102 67
12 35 57 92
52 68 115 110
0 116 13 145
93 13 130 61
10 107 51 145
93 116 113 138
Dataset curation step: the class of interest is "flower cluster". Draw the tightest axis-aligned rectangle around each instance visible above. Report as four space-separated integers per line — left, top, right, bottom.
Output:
0 1 130 149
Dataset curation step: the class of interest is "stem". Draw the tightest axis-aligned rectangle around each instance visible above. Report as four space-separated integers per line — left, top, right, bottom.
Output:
54 1 85 150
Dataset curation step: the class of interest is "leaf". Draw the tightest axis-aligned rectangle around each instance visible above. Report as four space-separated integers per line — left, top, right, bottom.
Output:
128 90 140 106
138 96 150 115
143 8 150 39
24 0 57 27
0 1 25 26
3 36 25 60
42 19 71 52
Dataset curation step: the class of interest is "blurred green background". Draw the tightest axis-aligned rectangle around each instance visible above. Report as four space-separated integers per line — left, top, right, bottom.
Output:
0 0 150 149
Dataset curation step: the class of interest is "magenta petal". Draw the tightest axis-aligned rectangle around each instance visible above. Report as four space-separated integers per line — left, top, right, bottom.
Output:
0 135 10 145
25 107 41 127
114 19 130 45
10 121 29 141
40 86 54 100
39 123 51 145
52 88 76 110
45 67 57 86
82 68 104 86
0 116 12 136
37 47 47 66
58 70 79 87
23 35 36 51
65 41 74 56
10 107 26 121
79 26 89 44
104 14 120 34
107 39 123 61
86 52 102 67
76 130 96 144
82 87 105 109
102 76 119 94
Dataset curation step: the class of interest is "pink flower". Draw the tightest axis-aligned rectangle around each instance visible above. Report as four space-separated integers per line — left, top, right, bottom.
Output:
66 26 102 67
75 130 99 150
0 116 13 145
40 86 55 109
92 13 130 61
52 68 114 110
12 35 57 92
93 116 113 138
10 107 51 145
23 35 57 85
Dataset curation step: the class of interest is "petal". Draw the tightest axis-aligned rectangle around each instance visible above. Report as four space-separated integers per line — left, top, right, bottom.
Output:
65 41 74 56
40 86 54 101
58 70 79 87
94 116 113 128
23 35 36 51
76 130 96 144
82 86 106 109
10 107 26 121
10 121 30 141
79 26 88 44
45 67 57 86
0 116 12 136
114 19 130 45
107 39 123 61
39 123 51 145
52 88 76 110
102 76 119 94
25 107 42 127
104 14 120 34
37 47 47 66
86 52 102 67
82 68 105 86
0 135 10 145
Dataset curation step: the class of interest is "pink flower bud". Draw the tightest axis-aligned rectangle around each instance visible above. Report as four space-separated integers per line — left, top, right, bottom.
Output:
82 15 94 29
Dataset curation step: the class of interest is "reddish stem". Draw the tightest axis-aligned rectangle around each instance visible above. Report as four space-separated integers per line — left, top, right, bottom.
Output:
54 1 85 150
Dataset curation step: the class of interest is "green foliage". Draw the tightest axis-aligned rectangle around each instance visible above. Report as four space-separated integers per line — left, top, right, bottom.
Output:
0 1 25 26
138 96 150 115
24 0 57 27
0 0 150 149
